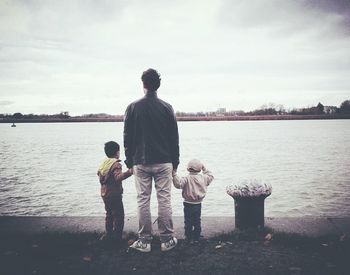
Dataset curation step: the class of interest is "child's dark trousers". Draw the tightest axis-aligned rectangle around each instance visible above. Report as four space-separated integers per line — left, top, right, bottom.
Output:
183 202 202 241
103 195 124 240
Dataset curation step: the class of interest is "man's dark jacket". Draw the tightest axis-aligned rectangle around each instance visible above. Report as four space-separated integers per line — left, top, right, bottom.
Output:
123 91 179 169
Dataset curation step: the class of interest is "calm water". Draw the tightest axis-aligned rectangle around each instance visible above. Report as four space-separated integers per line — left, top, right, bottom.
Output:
0 120 350 217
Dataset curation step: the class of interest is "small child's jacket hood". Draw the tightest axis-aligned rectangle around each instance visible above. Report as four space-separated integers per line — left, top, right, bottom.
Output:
98 158 118 176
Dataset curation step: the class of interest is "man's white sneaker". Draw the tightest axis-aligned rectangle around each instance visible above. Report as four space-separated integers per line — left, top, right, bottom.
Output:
129 239 151 253
161 237 178 252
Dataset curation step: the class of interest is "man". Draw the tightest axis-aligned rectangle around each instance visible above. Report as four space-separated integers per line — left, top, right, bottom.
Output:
124 68 179 252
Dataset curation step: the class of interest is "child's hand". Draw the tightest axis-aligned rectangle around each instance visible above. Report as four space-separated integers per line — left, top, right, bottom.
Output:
172 169 177 177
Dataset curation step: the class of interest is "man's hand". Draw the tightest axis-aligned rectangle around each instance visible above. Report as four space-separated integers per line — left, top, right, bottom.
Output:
172 169 177 177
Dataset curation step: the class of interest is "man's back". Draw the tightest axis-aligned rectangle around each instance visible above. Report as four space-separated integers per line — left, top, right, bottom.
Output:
123 91 179 169
125 68 178 252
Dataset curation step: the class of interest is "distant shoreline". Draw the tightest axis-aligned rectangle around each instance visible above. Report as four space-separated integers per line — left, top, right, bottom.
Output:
1 114 350 123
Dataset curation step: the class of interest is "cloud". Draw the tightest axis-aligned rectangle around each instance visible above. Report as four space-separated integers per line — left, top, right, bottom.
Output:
301 0 350 19
300 0 350 35
0 100 14 106
218 0 350 38
0 0 349 114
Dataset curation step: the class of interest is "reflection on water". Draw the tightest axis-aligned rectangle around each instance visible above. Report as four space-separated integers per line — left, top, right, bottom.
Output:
0 120 350 217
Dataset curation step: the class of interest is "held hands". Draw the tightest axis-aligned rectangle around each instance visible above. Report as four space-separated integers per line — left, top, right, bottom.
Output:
128 168 133 175
172 169 177 177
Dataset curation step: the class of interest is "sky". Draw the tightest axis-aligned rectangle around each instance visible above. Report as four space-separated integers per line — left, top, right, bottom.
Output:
0 0 350 115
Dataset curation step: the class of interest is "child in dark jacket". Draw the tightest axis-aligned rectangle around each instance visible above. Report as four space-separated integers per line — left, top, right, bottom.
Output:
97 141 132 242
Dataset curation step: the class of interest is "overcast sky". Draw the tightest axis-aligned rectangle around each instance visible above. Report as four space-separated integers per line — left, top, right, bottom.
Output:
0 0 349 115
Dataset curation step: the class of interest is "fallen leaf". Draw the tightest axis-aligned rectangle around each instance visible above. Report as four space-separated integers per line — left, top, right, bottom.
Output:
340 234 347 242
265 233 273 241
83 256 92 262
321 243 329 247
128 239 135 246
4 251 17 256
215 245 223 249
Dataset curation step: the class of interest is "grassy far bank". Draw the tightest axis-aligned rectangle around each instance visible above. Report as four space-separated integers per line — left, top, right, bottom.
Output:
1 114 350 123
0 230 349 275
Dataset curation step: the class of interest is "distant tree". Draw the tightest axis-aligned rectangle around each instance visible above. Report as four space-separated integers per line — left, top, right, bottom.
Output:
24 113 37 119
12 112 23 119
250 103 277 115
176 111 186 117
59 111 70 119
339 100 350 114
316 102 324 114
290 108 298 115
276 104 285 115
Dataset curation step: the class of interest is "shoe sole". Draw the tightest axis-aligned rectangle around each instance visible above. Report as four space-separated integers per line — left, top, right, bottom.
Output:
129 246 151 253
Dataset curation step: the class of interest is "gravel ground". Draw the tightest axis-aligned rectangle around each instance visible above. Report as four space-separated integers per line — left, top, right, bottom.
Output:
0 231 349 275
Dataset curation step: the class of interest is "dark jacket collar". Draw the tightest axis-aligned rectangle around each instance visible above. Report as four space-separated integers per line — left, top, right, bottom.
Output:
145 90 158 98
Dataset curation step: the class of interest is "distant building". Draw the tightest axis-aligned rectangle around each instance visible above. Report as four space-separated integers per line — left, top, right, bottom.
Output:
225 110 244 116
216 108 226 116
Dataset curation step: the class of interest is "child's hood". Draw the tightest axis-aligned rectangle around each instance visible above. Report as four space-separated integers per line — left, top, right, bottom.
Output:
98 158 119 176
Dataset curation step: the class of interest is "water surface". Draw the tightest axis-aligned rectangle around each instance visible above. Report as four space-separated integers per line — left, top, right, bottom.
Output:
0 120 349 217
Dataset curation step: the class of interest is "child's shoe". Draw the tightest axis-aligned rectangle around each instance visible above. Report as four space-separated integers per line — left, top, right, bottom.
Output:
183 237 192 244
192 240 199 245
192 236 201 244
161 237 178 252
129 239 151 253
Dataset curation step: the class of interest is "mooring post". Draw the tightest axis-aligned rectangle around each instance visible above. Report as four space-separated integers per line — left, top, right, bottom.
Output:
226 180 272 230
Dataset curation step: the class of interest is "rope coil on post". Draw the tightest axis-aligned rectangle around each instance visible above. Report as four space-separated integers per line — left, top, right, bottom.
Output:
226 180 272 230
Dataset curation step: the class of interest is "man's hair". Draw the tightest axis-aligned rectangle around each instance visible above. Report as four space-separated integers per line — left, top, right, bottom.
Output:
141 68 161 91
104 141 120 158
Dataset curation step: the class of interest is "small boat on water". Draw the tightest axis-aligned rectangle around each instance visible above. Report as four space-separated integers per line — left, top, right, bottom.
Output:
11 123 16 127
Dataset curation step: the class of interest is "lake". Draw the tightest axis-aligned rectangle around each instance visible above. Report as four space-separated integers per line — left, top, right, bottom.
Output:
0 120 349 217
